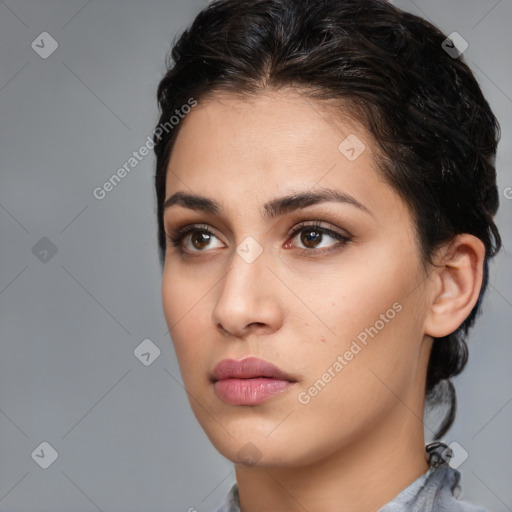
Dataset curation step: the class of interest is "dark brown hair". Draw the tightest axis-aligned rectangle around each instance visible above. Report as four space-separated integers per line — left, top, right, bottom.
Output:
153 0 501 439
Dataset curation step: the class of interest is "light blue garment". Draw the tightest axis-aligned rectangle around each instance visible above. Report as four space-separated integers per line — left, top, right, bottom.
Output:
214 442 486 512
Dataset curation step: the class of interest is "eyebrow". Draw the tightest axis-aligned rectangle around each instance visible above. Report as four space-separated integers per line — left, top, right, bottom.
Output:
163 187 372 219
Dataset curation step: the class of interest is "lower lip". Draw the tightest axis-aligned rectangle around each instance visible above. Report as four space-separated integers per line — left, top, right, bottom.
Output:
214 378 294 405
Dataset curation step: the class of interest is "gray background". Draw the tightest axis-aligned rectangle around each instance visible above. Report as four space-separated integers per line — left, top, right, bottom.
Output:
0 0 510 511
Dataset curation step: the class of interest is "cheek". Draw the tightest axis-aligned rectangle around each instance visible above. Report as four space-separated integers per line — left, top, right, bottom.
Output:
291 307 422 452
294 246 424 399
161 261 211 329
161 269 183 327
304 247 415 342
161 266 206 374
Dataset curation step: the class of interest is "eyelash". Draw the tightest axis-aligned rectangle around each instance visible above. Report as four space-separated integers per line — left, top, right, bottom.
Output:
165 221 351 256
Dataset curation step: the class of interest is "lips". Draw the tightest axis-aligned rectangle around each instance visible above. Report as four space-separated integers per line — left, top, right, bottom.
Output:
211 357 297 405
212 357 296 382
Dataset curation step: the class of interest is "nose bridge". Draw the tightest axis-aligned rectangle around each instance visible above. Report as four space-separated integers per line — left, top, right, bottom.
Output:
221 237 268 301
212 237 277 333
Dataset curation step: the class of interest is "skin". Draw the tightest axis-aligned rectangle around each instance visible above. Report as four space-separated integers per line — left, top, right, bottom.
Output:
161 88 485 512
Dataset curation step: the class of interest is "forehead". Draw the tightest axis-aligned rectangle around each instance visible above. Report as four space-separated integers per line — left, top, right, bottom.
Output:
172 88 368 151
163 89 406 227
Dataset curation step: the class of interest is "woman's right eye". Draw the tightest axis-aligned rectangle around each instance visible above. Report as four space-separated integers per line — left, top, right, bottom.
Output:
166 224 224 253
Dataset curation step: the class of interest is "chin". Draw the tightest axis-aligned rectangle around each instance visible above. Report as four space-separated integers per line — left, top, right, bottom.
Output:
197 421 324 469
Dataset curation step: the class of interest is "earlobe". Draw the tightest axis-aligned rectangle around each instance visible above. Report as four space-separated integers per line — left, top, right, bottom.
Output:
424 234 486 338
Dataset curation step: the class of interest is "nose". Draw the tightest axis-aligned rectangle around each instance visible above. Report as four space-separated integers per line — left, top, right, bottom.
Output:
211 246 283 338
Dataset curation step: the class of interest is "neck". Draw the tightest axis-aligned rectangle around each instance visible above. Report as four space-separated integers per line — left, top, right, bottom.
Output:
234 407 430 512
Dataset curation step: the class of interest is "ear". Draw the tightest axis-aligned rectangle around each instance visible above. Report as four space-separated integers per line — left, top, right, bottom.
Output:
424 234 486 338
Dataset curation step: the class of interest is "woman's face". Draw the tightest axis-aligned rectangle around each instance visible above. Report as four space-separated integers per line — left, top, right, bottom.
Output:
161 89 433 467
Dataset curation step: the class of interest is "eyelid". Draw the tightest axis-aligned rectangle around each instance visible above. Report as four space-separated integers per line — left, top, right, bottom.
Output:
285 220 350 240
166 223 224 245
285 221 351 253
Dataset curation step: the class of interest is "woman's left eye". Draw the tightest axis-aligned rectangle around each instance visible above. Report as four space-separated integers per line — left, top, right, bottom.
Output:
286 222 351 253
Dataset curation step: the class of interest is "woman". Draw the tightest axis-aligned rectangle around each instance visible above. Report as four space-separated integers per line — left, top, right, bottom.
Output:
153 0 501 510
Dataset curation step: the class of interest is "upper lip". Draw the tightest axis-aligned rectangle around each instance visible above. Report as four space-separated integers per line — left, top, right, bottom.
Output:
211 357 297 382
